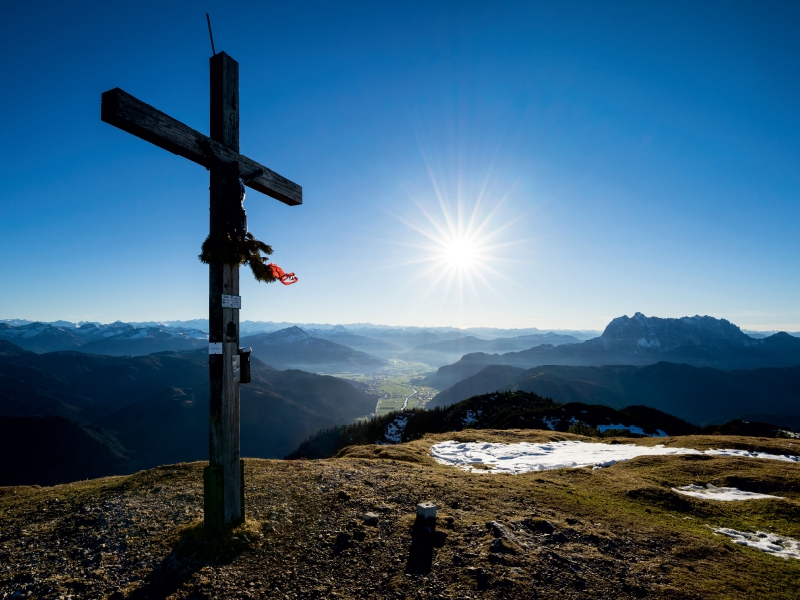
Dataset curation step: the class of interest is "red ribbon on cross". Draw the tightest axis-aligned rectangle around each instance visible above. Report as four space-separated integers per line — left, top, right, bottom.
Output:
268 263 298 285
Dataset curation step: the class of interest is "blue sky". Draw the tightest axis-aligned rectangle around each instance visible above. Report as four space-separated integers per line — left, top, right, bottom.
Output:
1 1 798 330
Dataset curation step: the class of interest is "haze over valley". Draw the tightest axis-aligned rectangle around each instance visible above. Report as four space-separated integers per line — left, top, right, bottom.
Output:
3 311 800 487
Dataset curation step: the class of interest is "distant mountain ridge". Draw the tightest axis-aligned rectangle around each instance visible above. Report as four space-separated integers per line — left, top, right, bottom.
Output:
305 326 403 357
414 332 580 352
242 326 386 372
2 318 604 342
425 313 800 389
5 314 800 375
0 321 207 355
409 333 581 365
0 318 623 366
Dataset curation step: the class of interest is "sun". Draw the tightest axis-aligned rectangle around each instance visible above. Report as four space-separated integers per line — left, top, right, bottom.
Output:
382 147 532 314
389 183 523 307
441 236 477 268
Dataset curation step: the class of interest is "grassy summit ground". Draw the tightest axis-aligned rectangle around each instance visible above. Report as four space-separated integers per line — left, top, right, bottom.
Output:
1 430 799 599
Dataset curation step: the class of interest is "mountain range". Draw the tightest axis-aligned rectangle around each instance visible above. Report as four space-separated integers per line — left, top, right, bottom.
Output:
305 325 404 356
0 341 376 485
5 311 800 486
0 321 393 373
119 319 602 341
407 332 581 365
0 321 207 355
242 326 387 372
424 313 800 389
0 318 604 362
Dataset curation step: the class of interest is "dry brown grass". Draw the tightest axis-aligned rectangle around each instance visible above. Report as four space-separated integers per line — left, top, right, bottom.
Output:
1 430 799 598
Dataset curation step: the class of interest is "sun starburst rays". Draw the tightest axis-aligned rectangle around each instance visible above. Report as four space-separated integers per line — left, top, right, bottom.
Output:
387 187 527 316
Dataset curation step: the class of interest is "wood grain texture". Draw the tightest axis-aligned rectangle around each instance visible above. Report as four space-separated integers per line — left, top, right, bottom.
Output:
101 88 302 206
207 52 244 527
208 252 243 523
210 53 239 152
222 265 242 524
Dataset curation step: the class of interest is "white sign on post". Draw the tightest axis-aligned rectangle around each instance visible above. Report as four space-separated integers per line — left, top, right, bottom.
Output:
208 342 223 355
221 294 241 309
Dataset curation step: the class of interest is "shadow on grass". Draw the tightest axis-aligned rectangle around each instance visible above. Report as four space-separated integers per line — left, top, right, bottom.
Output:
117 520 263 600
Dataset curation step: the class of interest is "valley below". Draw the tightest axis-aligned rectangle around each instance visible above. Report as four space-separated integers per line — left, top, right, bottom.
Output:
322 360 439 417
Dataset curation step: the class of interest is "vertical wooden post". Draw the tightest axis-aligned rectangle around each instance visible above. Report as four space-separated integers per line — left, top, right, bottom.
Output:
206 52 243 531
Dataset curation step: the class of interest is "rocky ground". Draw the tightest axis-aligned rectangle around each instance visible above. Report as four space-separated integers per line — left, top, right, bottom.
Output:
1 430 799 599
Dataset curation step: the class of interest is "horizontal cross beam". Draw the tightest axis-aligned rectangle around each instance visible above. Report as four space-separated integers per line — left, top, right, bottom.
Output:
101 88 302 206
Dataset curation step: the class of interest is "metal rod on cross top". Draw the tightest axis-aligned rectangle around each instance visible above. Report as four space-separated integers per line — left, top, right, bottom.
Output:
206 14 216 56
101 51 303 533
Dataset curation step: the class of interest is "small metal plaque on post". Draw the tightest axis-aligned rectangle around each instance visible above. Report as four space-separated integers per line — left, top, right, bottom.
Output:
221 294 241 309
208 342 223 354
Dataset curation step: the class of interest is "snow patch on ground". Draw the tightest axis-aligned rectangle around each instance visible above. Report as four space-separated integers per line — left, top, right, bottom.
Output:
782 430 800 439
430 440 800 474
673 484 782 501
381 416 408 444
713 528 800 560
703 448 800 462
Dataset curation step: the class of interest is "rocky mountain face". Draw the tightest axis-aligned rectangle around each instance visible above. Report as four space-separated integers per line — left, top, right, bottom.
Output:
242 326 386 372
590 313 757 351
0 342 377 485
425 313 800 389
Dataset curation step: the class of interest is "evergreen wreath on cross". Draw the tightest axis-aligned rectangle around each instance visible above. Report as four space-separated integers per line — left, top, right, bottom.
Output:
198 161 297 285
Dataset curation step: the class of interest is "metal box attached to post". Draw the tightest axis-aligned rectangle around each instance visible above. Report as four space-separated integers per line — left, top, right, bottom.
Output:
239 347 252 384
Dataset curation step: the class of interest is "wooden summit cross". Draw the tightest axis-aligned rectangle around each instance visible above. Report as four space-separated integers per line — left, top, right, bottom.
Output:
101 52 302 532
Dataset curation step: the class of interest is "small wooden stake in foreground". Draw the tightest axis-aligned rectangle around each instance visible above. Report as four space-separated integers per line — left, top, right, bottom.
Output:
102 51 302 534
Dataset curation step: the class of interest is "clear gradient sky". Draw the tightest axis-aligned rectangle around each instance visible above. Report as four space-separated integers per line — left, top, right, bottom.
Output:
1 1 798 331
